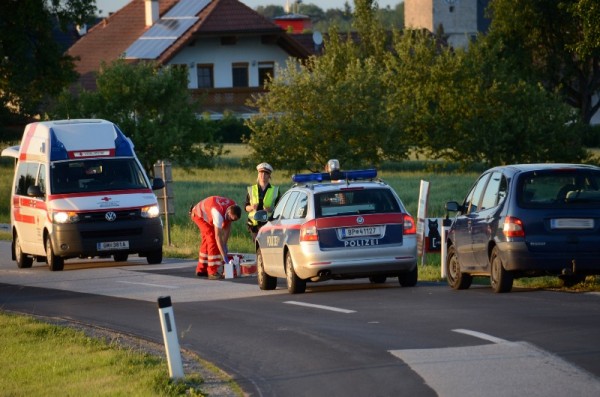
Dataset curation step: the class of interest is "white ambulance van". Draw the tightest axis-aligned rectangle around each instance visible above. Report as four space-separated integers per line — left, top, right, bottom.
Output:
1 119 165 271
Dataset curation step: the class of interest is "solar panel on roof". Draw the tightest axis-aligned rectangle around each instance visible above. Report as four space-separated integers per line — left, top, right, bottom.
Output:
125 38 176 60
124 0 210 60
165 0 210 17
125 16 197 59
141 17 197 38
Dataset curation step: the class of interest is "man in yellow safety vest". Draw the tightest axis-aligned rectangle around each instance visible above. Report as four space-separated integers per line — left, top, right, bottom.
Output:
245 162 280 240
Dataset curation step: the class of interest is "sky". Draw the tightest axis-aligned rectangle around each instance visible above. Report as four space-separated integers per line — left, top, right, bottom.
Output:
96 0 402 17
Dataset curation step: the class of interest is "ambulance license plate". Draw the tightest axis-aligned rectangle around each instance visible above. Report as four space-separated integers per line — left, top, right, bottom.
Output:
97 241 129 251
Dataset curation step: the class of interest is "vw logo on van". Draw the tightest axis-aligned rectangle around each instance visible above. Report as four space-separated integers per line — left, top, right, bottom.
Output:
356 216 364 224
105 211 117 222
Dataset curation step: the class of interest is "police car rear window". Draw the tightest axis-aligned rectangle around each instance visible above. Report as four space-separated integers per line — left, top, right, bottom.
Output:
314 188 400 217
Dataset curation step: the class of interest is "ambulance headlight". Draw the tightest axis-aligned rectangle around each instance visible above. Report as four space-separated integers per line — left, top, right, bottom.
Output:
141 205 160 218
53 211 80 224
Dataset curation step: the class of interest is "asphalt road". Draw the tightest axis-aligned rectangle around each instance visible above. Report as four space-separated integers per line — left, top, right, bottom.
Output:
1 240 600 396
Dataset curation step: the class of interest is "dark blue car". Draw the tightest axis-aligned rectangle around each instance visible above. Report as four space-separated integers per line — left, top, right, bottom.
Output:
445 163 600 293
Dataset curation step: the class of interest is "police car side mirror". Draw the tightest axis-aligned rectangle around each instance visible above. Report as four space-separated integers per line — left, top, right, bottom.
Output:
152 177 165 190
253 210 268 222
27 185 43 197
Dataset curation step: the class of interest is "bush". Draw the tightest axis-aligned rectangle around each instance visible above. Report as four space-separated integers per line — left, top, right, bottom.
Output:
214 114 250 143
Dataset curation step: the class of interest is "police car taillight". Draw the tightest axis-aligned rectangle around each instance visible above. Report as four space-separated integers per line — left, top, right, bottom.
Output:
403 215 416 235
300 219 318 242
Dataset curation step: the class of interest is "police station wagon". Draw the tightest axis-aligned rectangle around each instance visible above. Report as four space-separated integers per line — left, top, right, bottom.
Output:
255 161 418 294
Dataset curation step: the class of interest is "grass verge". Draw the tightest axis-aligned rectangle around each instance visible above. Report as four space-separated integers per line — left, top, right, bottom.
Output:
0 311 238 397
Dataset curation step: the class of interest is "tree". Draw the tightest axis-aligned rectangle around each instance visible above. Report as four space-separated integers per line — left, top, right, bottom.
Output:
376 2 404 30
254 5 285 19
383 31 591 167
298 3 326 25
0 0 96 123
50 60 223 175
245 0 407 172
487 0 600 124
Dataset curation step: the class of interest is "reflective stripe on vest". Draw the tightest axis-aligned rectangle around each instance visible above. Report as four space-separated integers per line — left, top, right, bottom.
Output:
248 184 278 226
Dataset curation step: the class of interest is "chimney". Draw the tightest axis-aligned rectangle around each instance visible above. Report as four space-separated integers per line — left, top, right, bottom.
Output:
145 0 159 27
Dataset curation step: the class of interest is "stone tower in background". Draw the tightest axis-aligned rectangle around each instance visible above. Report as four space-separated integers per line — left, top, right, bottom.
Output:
404 0 491 48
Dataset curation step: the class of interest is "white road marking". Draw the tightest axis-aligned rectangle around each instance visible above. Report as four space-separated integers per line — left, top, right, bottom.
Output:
452 328 508 344
284 301 356 313
390 329 600 396
117 280 179 289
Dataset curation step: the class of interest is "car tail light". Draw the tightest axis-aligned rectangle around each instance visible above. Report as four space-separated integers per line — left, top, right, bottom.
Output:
300 219 318 242
503 216 525 237
403 214 416 235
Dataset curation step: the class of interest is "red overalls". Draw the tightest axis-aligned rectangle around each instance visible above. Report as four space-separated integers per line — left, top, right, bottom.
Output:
191 196 236 276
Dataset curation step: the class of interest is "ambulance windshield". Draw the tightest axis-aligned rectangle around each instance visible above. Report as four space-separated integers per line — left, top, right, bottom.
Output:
50 158 149 194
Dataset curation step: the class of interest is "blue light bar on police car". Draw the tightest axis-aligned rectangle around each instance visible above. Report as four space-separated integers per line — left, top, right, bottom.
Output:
292 168 377 183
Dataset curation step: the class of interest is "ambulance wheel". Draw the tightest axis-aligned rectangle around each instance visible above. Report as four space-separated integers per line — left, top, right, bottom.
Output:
146 249 162 264
46 237 64 271
113 253 128 262
257 248 276 290
15 233 33 268
286 251 306 294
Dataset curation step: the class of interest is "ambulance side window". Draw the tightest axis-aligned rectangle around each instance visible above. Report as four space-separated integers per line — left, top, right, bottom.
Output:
37 164 46 196
15 162 37 196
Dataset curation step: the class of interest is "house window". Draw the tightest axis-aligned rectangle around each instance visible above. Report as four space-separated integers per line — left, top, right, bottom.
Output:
258 62 274 86
232 63 249 87
197 64 213 88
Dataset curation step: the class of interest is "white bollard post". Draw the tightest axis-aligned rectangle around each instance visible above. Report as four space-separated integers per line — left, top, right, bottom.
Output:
440 218 452 279
157 296 184 379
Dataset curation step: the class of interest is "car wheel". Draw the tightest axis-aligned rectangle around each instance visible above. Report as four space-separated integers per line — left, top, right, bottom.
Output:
446 245 472 290
46 237 64 271
559 274 586 287
490 246 513 293
146 249 162 265
113 252 128 262
369 275 387 284
398 265 418 287
285 251 306 294
15 233 33 268
257 248 276 290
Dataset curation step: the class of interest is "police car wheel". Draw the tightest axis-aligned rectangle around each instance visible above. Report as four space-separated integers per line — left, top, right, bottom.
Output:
398 265 418 287
257 248 276 290
15 233 33 269
369 275 387 284
285 251 306 294
45 237 64 271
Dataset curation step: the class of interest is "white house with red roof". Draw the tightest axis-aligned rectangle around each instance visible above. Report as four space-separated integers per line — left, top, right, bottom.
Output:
68 0 310 118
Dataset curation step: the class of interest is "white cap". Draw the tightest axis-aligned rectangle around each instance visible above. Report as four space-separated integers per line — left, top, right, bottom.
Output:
256 162 273 174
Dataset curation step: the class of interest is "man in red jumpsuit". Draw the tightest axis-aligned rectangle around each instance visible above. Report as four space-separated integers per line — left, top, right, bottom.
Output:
190 196 241 279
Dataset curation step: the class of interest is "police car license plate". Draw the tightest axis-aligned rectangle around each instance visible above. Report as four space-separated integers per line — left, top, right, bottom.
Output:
97 241 130 251
342 226 382 238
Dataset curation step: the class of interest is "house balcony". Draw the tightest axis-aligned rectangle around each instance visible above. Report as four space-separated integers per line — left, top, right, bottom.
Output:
190 87 267 120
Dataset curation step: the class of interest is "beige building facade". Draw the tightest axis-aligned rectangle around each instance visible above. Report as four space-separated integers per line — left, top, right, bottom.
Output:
405 0 490 48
